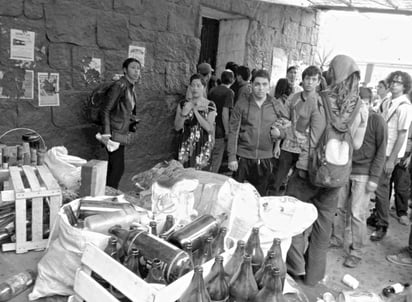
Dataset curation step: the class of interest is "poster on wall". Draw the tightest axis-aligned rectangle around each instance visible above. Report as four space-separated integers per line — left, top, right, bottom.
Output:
38 72 59 106
81 57 101 85
21 70 34 99
10 29 35 61
128 45 145 67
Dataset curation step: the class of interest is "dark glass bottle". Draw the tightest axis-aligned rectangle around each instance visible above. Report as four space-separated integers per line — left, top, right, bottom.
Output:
150 221 158 236
211 227 227 258
145 258 167 285
167 214 220 251
196 236 214 266
255 251 275 289
205 256 229 302
268 238 286 289
229 254 258 302
224 240 246 283
123 248 141 278
104 236 120 262
109 226 193 283
183 240 194 267
253 267 285 302
245 228 264 274
178 266 211 302
160 215 175 235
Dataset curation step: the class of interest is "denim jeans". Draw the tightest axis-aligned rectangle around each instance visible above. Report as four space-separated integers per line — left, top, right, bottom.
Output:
285 169 341 285
272 150 299 195
390 163 411 217
374 170 392 227
332 174 371 258
210 138 226 173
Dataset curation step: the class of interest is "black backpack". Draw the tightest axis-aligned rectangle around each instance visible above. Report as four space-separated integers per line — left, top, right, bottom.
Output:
85 79 126 125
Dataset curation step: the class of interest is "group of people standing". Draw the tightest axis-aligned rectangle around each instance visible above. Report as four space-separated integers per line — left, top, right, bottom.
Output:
173 55 412 286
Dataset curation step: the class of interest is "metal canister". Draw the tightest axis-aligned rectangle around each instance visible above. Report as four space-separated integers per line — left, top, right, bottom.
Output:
78 199 136 219
338 291 383 302
22 132 41 150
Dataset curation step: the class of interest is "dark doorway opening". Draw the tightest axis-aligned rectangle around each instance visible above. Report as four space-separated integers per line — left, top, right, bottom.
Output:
198 17 219 70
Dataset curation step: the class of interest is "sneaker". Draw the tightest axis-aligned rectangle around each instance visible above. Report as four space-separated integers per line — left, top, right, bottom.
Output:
343 255 361 268
386 252 412 267
399 215 410 226
370 226 387 241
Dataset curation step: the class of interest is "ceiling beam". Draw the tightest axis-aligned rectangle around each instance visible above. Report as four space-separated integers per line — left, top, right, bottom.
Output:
314 4 412 15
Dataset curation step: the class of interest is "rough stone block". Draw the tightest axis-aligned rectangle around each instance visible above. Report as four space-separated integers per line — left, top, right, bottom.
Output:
97 11 129 50
60 0 112 10
103 49 128 72
165 62 191 94
299 25 312 44
138 71 166 93
113 0 143 14
129 26 157 43
284 5 302 23
311 27 319 46
24 0 43 19
200 0 231 12
45 2 96 46
230 0 258 17
256 4 284 29
167 3 196 36
301 9 316 27
155 33 200 63
0 0 23 17
282 21 299 38
48 43 72 70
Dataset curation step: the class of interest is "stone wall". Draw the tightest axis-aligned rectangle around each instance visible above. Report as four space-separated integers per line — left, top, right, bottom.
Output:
0 0 319 191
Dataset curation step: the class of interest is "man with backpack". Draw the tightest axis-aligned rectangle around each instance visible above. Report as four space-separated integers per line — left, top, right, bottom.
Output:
330 87 387 268
367 71 412 241
99 58 141 189
285 55 368 286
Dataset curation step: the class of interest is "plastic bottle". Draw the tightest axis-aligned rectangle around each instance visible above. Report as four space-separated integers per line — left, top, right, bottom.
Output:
109 226 193 283
84 208 142 234
178 266 211 302
167 214 220 251
224 240 246 283
382 283 410 297
246 227 264 274
253 267 285 302
211 227 226 258
0 270 36 302
145 258 167 285
229 254 259 301
205 256 229 302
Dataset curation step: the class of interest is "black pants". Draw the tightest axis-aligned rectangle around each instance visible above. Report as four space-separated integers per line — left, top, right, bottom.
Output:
106 145 125 189
234 157 272 196
390 163 411 217
272 150 299 195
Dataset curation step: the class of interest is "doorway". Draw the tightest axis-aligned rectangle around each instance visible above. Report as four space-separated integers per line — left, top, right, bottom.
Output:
198 17 220 69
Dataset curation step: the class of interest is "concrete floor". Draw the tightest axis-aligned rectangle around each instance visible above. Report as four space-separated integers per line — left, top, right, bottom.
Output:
1 211 411 302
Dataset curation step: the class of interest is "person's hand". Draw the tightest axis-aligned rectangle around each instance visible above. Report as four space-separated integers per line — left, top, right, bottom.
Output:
384 159 395 176
274 144 281 159
365 180 378 193
182 102 194 116
270 126 281 140
228 160 238 172
100 134 111 146
400 155 411 168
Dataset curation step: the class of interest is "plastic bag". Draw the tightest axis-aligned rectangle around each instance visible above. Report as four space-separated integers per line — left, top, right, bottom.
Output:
29 199 109 300
43 146 87 191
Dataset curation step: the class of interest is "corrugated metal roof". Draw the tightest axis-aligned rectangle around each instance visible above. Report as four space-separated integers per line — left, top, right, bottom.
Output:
259 0 412 15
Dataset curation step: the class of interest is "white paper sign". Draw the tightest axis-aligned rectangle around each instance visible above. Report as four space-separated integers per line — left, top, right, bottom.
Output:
10 29 35 61
38 72 59 106
128 45 145 67
21 70 34 99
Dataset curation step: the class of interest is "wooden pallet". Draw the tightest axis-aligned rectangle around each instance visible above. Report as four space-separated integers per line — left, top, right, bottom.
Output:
1 165 62 253
72 243 229 302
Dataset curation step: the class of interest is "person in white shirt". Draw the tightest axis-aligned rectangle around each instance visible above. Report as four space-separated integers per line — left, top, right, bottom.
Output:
368 71 412 241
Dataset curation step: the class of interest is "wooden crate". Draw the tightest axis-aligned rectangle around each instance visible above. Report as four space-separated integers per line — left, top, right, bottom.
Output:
72 242 231 302
0 165 62 253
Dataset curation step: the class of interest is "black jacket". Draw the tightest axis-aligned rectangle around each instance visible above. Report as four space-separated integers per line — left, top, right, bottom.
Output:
102 77 136 135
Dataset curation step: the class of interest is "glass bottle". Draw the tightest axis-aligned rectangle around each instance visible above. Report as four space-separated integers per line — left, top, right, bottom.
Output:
178 266 211 302
255 251 275 289
268 238 286 289
0 270 37 302
183 240 194 267
167 214 222 251
196 236 214 266
224 240 246 283
145 258 167 285
150 221 158 236
123 247 141 278
109 225 193 283
205 256 229 302
160 214 175 235
211 227 227 258
229 254 258 302
245 228 264 274
104 236 120 262
253 267 285 302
